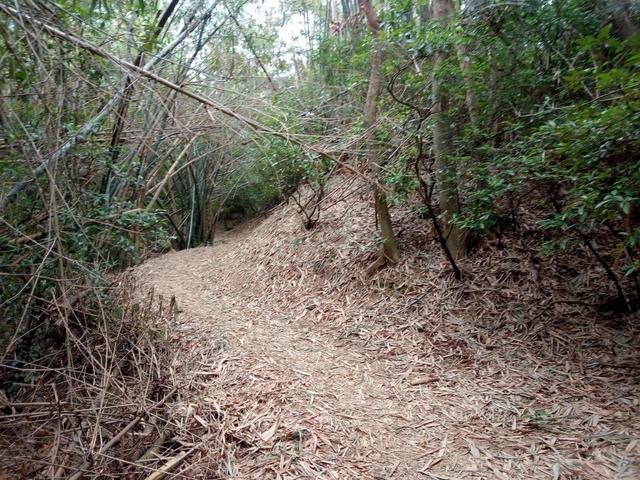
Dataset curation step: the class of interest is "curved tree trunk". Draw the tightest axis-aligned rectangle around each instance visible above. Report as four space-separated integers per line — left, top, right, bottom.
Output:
360 0 400 273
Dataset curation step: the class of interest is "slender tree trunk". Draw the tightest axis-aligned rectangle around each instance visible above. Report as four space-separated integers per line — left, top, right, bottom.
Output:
457 22 490 219
457 0 484 131
456 45 478 127
432 0 466 260
360 0 400 273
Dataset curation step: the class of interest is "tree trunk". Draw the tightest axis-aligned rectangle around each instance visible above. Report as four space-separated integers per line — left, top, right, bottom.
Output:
360 0 400 272
457 9 491 223
432 0 466 260
456 44 478 127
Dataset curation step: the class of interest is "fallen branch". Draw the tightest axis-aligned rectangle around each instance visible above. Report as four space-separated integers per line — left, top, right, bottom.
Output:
144 448 195 480
133 428 174 463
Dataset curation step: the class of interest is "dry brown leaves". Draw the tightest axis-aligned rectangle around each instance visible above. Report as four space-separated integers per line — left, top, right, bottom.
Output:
132 174 640 479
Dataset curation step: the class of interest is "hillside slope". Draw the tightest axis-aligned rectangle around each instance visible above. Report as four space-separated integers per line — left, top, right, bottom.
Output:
134 174 640 479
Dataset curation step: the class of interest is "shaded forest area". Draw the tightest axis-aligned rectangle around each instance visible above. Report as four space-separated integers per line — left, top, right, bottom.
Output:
0 0 639 477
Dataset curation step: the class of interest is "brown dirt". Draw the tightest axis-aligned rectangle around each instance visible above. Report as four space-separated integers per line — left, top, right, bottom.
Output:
133 176 640 479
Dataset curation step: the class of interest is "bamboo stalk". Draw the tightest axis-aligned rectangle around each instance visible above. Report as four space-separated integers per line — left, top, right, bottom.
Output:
0 4 212 210
0 2 377 207
143 448 195 480
132 428 173 463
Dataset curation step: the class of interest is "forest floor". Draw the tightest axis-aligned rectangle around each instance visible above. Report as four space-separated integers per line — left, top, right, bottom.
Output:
133 175 640 479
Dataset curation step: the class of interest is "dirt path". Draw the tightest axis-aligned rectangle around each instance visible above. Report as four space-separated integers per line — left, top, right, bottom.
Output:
133 185 640 480
134 223 434 479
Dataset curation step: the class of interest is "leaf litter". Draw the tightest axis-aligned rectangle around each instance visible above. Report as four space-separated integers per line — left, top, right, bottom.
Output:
133 174 640 479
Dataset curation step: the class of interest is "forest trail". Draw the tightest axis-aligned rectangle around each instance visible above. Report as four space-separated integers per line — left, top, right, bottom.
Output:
133 177 640 479
134 220 434 478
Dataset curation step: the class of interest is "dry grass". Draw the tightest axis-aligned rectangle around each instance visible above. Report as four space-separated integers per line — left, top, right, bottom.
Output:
0 285 179 479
